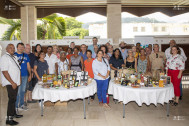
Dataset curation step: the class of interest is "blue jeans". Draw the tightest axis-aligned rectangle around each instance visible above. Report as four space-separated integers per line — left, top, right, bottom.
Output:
16 76 28 108
95 79 109 103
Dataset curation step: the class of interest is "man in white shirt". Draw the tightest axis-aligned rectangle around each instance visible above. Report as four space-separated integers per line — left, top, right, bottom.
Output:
165 40 187 61
45 46 58 74
0 44 22 125
165 39 187 100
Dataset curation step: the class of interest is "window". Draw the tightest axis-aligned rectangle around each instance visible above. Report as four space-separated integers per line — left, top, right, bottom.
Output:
154 27 158 32
133 27 138 32
162 27 166 32
141 27 145 32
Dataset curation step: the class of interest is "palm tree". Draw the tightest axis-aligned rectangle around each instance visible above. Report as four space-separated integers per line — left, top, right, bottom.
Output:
0 13 66 40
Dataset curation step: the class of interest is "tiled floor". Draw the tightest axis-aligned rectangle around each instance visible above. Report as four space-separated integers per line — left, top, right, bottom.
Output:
0 86 189 126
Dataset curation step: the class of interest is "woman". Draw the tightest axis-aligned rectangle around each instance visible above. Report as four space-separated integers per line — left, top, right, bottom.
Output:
109 48 124 70
132 46 139 59
57 51 69 74
53 45 60 59
92 50 110 108
69 47 84 72
166 46 185 106
66 47 74 60
34 44 42 58
84 50 94 78
137 48 148 73
33 51 49 81
124 50 137 72
99 45 110 61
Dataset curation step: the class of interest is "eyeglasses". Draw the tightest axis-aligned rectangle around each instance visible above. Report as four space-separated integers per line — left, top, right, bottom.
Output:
156 53 158 58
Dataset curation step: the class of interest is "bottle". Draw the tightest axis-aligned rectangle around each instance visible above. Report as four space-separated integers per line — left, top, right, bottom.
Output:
42 70 47 83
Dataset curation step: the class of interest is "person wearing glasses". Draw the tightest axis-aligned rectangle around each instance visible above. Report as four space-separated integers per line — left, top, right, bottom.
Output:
149 44 166 79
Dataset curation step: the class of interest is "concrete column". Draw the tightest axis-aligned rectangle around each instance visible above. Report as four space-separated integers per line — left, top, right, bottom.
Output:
21 6 37 44
107 4 121 45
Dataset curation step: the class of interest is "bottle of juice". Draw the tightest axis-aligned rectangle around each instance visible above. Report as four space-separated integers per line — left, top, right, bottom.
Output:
42 70 47 83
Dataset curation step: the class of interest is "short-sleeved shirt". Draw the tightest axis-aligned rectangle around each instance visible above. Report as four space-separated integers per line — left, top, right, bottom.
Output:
45 54 58 74
58 59 69 74
28 53 37 69
79 52 87 61
88 44 100 54
15 52 30 76
0 52 21 86
149 52 166 70
34 60 49 78
84 59 94 78
109 56 124 69
120 48 128 60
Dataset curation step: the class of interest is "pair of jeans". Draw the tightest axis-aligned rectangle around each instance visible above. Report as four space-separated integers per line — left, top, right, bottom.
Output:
6 85 18 116
16 76 28 108
95 78 109 103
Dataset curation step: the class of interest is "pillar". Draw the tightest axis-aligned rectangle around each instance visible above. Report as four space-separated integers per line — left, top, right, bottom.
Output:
107 4 121 45
21 6 37 44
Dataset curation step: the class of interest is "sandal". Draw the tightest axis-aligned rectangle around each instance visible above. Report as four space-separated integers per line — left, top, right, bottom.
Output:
103 103 111 109
173 102 179 106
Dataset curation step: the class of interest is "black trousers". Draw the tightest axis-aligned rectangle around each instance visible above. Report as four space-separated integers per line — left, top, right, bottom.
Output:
6 85 18 116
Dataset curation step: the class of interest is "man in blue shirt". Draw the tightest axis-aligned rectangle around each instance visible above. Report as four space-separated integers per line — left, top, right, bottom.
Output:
79 44 88 61
15 43 31 111
88 37 100 54
119 41 128 60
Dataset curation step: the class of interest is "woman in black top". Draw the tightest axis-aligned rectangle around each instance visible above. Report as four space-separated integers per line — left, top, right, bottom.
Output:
124 50 137 72
109 48 125 70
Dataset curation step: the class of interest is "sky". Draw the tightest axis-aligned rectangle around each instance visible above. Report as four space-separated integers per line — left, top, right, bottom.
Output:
59 11 189 23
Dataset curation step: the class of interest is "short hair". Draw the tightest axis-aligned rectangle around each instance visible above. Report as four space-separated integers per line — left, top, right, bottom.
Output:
38 51 45 56
60 51 66 55
153 44 159 48
99 45 108 54
73 47 79 51
17 42 24 48
96 49 104 55
81 44 86 47
136 42 141 45
140 48 145 52
71 42 75 44
93 37 98 40
86 50 92 54
170 45 181 55
47 46 53 49
119 41 126 47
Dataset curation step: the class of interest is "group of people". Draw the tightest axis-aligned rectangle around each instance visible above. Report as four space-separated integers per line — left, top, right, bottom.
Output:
0 37 186 125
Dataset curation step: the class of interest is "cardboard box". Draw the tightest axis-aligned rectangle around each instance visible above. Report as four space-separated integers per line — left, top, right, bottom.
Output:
54 101 68 106
44 101 54 106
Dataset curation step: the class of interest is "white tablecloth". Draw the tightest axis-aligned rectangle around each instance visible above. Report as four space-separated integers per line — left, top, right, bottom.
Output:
32 80 97 102
108 80 174 106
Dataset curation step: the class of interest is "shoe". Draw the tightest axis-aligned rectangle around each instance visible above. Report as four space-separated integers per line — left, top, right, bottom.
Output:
169 100 174 104
173 102 179 106
6 116 19 125
179 96 182 100
27 100 37 103
13 114 23 118
18 105 28 111
24 102 27 106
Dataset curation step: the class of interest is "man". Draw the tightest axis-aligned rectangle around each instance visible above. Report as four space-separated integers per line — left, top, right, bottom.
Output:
92 45 99 58
88 37 99 54
145 47 152 57
45 46 58 74
149 44 166 78
25 44 37 103
15 43 31 111
165 40 187 61
119 41 128 60
79 44 88 61
0 44 23 125
165 40 187 100
107 45 113 57
70 42 75 53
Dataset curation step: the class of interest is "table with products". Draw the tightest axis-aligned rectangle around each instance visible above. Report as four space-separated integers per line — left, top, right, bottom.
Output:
32 79 97 119
108 79 174 118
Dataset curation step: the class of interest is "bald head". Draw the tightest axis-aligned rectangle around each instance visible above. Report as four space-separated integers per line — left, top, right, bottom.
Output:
25 44 31 54
169 40 176 47
6 44 15 55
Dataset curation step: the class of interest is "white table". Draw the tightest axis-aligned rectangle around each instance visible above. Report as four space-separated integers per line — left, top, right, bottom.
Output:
32 80 97 119
108 80 174 118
